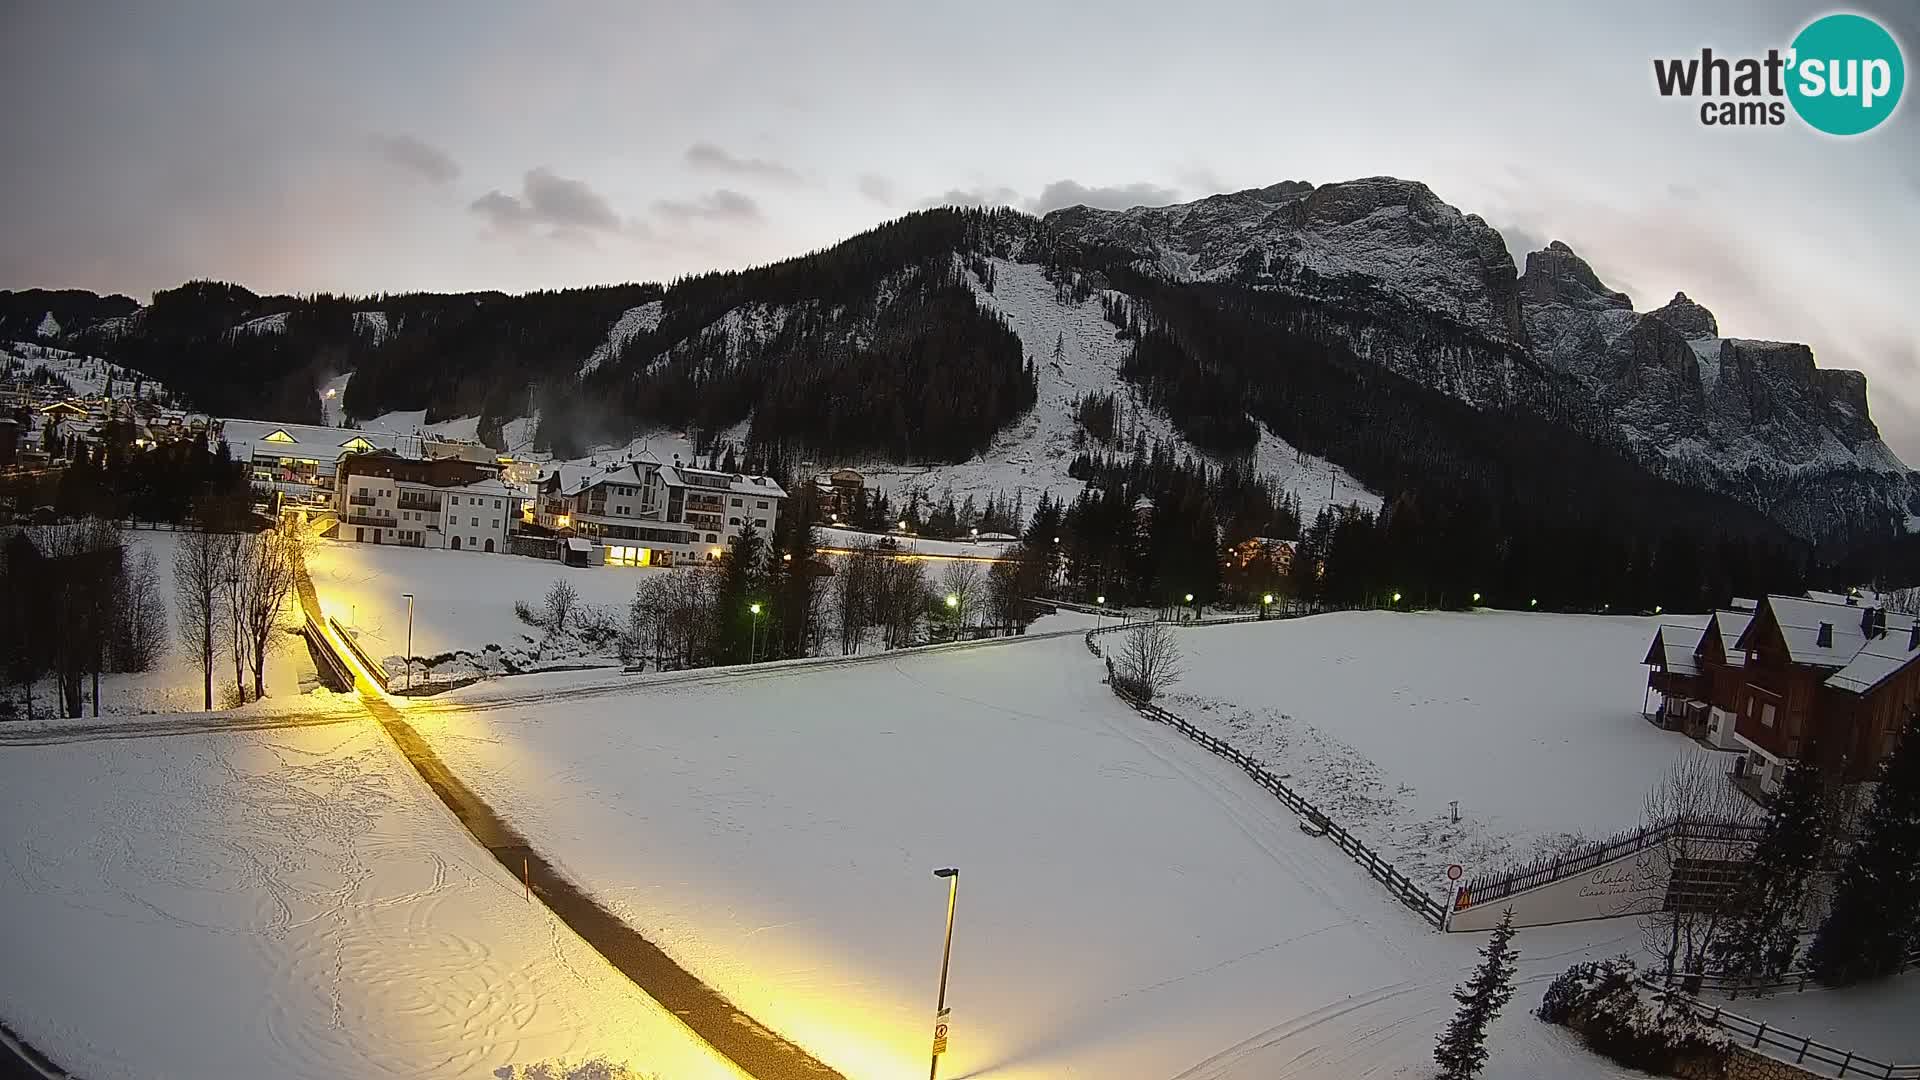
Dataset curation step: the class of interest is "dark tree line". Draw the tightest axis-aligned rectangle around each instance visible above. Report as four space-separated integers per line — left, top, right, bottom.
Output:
1 520 167 719
48 425 250 524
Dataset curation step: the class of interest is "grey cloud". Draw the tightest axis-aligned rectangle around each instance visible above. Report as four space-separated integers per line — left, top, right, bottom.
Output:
857 173 895 205
919 180 1182 213
1028 179 1180 213
1495 222 1550 267
470 167 622 232
652 189 762 225
368 133 460 185
685 142 802 186
920 185 1023 209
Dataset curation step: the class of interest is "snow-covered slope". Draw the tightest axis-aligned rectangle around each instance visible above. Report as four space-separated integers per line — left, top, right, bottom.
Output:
2 341 174 402
859 257 1380 517
578 300 662 377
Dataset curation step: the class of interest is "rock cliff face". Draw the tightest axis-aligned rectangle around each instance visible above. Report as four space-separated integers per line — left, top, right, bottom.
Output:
1045 182 1914 544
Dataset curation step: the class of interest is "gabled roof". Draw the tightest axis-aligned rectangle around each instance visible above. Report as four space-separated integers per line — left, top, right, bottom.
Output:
1737 594 1917 673
1701 609 1753 668
220 418 421 461
1824 626 1920 695
1645 624 1705 675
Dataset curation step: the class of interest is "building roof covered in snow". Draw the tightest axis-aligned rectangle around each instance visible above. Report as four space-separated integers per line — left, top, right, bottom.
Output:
1703 609 1754 668
219 418 421 463
1643 624 1705 675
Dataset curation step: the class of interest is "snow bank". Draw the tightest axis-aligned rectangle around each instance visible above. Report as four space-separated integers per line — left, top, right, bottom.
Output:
1167 610 1718 896
0 724 742 1080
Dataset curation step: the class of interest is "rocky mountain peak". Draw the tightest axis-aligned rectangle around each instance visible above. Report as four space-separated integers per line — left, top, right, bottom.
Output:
1519 241 1632 311
1647 291 1719 340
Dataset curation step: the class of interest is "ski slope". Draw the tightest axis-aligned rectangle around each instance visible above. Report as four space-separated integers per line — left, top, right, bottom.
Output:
855 258 1379 521
0 722 743 1080
407 635 1641 1080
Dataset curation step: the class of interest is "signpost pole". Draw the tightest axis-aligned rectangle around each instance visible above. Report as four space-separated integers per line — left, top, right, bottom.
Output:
929 867 959 1080
1442 863 1464 932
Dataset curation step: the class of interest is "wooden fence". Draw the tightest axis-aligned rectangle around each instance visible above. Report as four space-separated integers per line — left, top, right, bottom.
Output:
1656 946 1920 997
1646 982 1920 1078
1086 626 1447 928
1455 817 1764 913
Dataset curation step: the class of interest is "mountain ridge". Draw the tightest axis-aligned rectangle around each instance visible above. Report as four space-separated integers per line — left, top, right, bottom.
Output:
0 177 1908 549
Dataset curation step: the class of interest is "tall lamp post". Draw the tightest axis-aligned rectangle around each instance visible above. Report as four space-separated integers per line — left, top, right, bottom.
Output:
749 601 763 663
401 592 415 692
929 867 959 1080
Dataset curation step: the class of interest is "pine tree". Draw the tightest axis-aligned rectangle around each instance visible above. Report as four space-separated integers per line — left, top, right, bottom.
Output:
1808 709 1920 985
1710 754 1830 991
1435 908 1519 1080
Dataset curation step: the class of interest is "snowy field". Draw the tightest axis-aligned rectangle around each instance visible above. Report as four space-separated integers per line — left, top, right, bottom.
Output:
1705 976 1920 1065
0 722 743 1080
405 635 1641 1080
304 540 662 677
1164 611 1720 896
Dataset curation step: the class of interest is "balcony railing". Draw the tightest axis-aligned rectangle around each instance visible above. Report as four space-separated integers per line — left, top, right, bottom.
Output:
397 497 442 512
348 494 379 507
343 512 396 527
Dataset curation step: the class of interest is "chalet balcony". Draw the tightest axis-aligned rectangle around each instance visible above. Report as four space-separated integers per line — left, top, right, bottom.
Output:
397 495 442 512
348 494 379 507
343 511 397 527
1648 669 1706 699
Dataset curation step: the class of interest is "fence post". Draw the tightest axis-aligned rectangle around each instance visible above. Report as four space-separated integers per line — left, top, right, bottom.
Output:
1797 1036 1809 1064
1754 1022 1766 1049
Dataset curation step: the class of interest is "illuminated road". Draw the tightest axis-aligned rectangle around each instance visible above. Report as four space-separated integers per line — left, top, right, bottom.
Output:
292 552 846 1080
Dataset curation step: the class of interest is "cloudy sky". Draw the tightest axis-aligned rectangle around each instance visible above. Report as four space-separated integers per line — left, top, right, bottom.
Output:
2 0 1916 453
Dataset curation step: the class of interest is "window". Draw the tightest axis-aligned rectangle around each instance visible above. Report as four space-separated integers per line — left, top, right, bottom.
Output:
705 533 717 543
493 499 501 510
471 516 480 527
450 496 459 505
757 500 768 509
469 536 477 548
729 517 741 526
731 497 742 507
755 518 767 529
1761 703 1777 728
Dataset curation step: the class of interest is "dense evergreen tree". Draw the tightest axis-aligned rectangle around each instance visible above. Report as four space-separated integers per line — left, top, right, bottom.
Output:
1808 710 1920 985
1435 908 1519 1079
1710 755 1832 990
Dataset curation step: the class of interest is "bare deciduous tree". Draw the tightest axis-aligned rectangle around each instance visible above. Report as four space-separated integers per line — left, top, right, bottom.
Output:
231 529 297 700
1640 754 1754 993
939 561 983 629
114 547 167 673
1116 621 1183 700
174 527 231 712
543 578 581 634
986 555 1025 633
833 545 881 655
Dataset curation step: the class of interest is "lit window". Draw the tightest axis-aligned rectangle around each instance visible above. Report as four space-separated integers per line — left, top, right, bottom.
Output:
1761 704 1776 728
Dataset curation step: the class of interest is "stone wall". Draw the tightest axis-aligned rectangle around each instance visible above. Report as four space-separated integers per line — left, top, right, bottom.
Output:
1725 1046 1824 1080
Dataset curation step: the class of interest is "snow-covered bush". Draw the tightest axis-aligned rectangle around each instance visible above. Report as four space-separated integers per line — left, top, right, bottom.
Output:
1537 956 1731 1075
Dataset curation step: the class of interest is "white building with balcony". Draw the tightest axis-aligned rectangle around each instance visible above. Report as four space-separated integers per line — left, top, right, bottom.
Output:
535 453 785 566
334 450 517 552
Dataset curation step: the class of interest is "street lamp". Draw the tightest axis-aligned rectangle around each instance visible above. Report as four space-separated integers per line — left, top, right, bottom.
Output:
1391 591 1402 604
1471 592 1481 604
1530 597 1538 608
1261 592 1273 620
749 601 763 662
929 867 960 1080
401 593 414 692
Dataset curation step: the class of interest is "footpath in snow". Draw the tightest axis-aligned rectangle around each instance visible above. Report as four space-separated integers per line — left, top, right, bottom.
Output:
0 723 744 1080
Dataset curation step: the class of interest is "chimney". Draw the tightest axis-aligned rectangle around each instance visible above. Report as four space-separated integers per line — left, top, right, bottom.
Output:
1845 593 1859 606
1863 606 1879 638
1816 622 1834 648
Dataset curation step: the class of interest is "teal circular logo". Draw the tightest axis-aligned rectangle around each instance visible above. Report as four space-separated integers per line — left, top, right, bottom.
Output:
1787 13 1905 135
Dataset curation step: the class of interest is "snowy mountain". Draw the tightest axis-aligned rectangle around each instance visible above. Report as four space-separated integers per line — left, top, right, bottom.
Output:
9 179 1903 547
1042 179 1915 545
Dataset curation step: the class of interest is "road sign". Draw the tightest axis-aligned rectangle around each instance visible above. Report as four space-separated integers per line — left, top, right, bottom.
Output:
1446 863 1464 882
931 1020 950 1057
